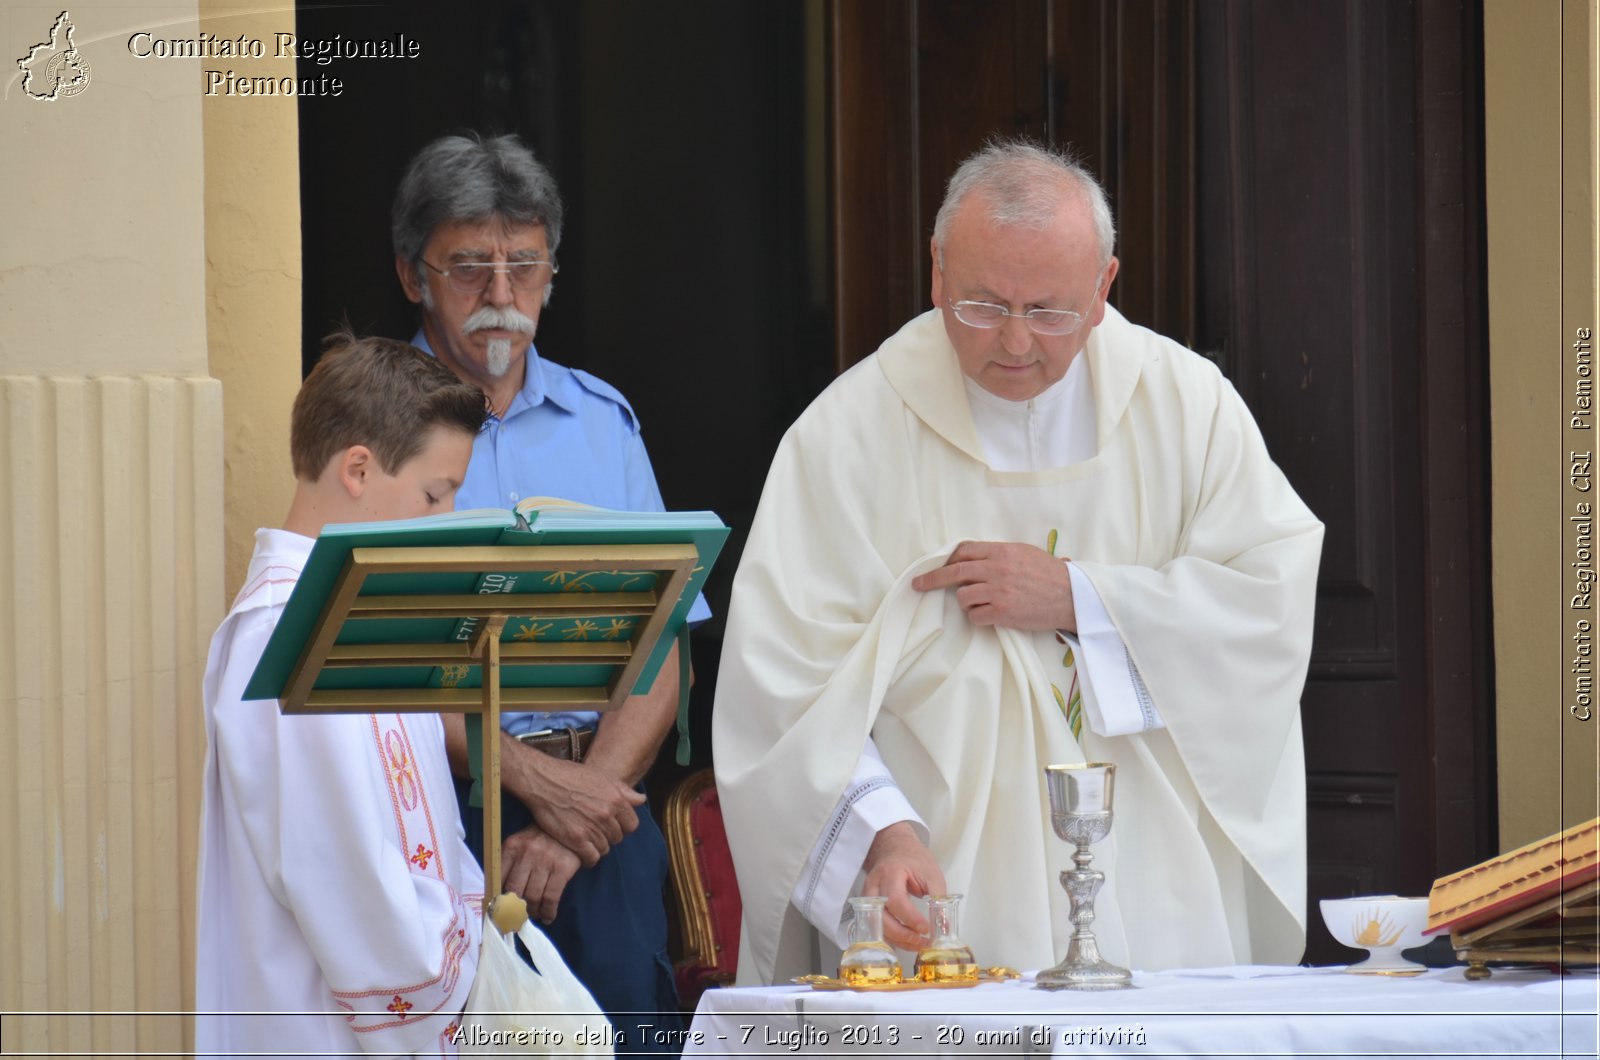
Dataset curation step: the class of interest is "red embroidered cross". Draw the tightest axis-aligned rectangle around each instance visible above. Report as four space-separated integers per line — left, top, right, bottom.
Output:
410 843 435 870
387 995 413 1016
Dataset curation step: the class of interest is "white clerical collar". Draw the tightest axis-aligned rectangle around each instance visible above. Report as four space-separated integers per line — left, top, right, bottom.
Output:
962 353 1097 472
962 356 1078 412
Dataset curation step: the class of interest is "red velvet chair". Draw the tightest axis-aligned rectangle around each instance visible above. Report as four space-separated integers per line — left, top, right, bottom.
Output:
663 768 741 1008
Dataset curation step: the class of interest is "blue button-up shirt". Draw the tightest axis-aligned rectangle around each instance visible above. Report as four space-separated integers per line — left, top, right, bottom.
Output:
415 332 709 733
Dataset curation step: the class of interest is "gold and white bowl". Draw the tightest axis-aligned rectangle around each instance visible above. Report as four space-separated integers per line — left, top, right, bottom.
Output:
1319 896 1431 976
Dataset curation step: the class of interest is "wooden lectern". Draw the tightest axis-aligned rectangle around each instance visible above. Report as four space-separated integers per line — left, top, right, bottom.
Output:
267 540 698 917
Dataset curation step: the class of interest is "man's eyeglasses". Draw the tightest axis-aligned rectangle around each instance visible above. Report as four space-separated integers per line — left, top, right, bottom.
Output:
421 258 558 295
948 299 1087 337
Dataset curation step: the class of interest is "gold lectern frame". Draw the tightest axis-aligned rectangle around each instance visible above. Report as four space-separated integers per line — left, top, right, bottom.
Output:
1450 880 1600 979
278 541 696 901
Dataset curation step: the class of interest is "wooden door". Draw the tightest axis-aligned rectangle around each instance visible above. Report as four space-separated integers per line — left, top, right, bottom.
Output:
832 0 1198 364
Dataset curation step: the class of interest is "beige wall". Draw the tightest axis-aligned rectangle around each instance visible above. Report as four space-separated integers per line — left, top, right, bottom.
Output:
1 3 216 1052
0 1 296 1051
1485 0 1600 849
199 0 300 595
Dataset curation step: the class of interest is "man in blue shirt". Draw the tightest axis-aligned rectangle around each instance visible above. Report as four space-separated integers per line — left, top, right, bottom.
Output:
393 133 702 1046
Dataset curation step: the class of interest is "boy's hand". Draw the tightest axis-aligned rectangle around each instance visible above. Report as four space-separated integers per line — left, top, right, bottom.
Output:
501 824 581 923
517 755 645 865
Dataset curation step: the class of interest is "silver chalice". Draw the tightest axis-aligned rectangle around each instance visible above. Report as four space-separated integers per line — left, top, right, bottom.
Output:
1036 762 1133 990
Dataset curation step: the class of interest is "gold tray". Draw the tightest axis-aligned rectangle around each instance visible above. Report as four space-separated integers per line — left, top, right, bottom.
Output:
793 968 1020 992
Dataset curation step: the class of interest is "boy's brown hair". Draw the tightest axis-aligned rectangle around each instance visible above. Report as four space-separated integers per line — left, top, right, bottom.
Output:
290 333 487 480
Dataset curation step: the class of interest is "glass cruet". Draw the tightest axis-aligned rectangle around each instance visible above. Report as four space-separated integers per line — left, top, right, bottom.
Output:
837 896 903 984
914 894 978 982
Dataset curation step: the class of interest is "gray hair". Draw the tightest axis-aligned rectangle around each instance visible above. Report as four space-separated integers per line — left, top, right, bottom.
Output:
932 139 1115 268
392 133 565 269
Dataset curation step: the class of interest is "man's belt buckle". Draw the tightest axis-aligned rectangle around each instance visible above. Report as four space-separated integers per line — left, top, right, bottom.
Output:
515 726 592 763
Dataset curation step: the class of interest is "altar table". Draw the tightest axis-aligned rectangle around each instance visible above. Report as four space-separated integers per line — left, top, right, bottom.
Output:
683 965 1598 1058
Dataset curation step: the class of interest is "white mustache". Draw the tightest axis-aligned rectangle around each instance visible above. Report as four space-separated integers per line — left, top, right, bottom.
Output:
462 306 539 337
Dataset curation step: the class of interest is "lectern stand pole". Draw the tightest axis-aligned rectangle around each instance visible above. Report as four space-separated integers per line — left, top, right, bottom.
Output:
470 616 509 898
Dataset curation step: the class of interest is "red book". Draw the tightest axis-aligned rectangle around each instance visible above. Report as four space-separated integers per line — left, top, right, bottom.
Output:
1425 817 1600 937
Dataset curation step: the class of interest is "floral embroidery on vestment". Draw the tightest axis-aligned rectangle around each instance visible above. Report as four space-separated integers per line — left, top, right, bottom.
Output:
326 715 474 1036
373 715 444 882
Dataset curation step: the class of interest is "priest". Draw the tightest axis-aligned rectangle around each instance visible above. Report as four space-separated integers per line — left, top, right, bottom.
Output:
713 139 1324 984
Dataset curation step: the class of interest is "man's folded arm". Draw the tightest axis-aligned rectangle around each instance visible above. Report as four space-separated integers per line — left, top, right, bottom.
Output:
440 712 643 866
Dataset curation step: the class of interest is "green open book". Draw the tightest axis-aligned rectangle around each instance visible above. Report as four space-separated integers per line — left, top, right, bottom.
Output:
242 501 728 714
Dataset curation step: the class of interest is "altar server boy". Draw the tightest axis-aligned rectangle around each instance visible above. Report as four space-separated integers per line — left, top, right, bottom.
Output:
195 335 489 1057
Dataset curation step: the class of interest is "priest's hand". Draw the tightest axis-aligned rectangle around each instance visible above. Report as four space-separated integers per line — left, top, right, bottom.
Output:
862 821 948 951
912 540 1077 633
513 753 645 866
501 823 582 924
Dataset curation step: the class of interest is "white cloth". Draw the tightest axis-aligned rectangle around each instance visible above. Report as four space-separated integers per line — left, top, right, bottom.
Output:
714 306 1323 984
196 529 484 1058
683 967 1598 1059
791 357 1161 945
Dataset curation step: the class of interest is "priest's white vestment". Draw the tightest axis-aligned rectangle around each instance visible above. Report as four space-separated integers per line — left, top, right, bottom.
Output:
196 529 483 1058
713 306 1323 984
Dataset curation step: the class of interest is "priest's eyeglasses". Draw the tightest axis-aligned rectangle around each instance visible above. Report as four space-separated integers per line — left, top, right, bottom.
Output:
948 299 1087 336
421 258 559 295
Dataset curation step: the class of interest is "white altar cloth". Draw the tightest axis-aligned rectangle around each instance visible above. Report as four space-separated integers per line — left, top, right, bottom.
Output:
684 965 1598 1058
